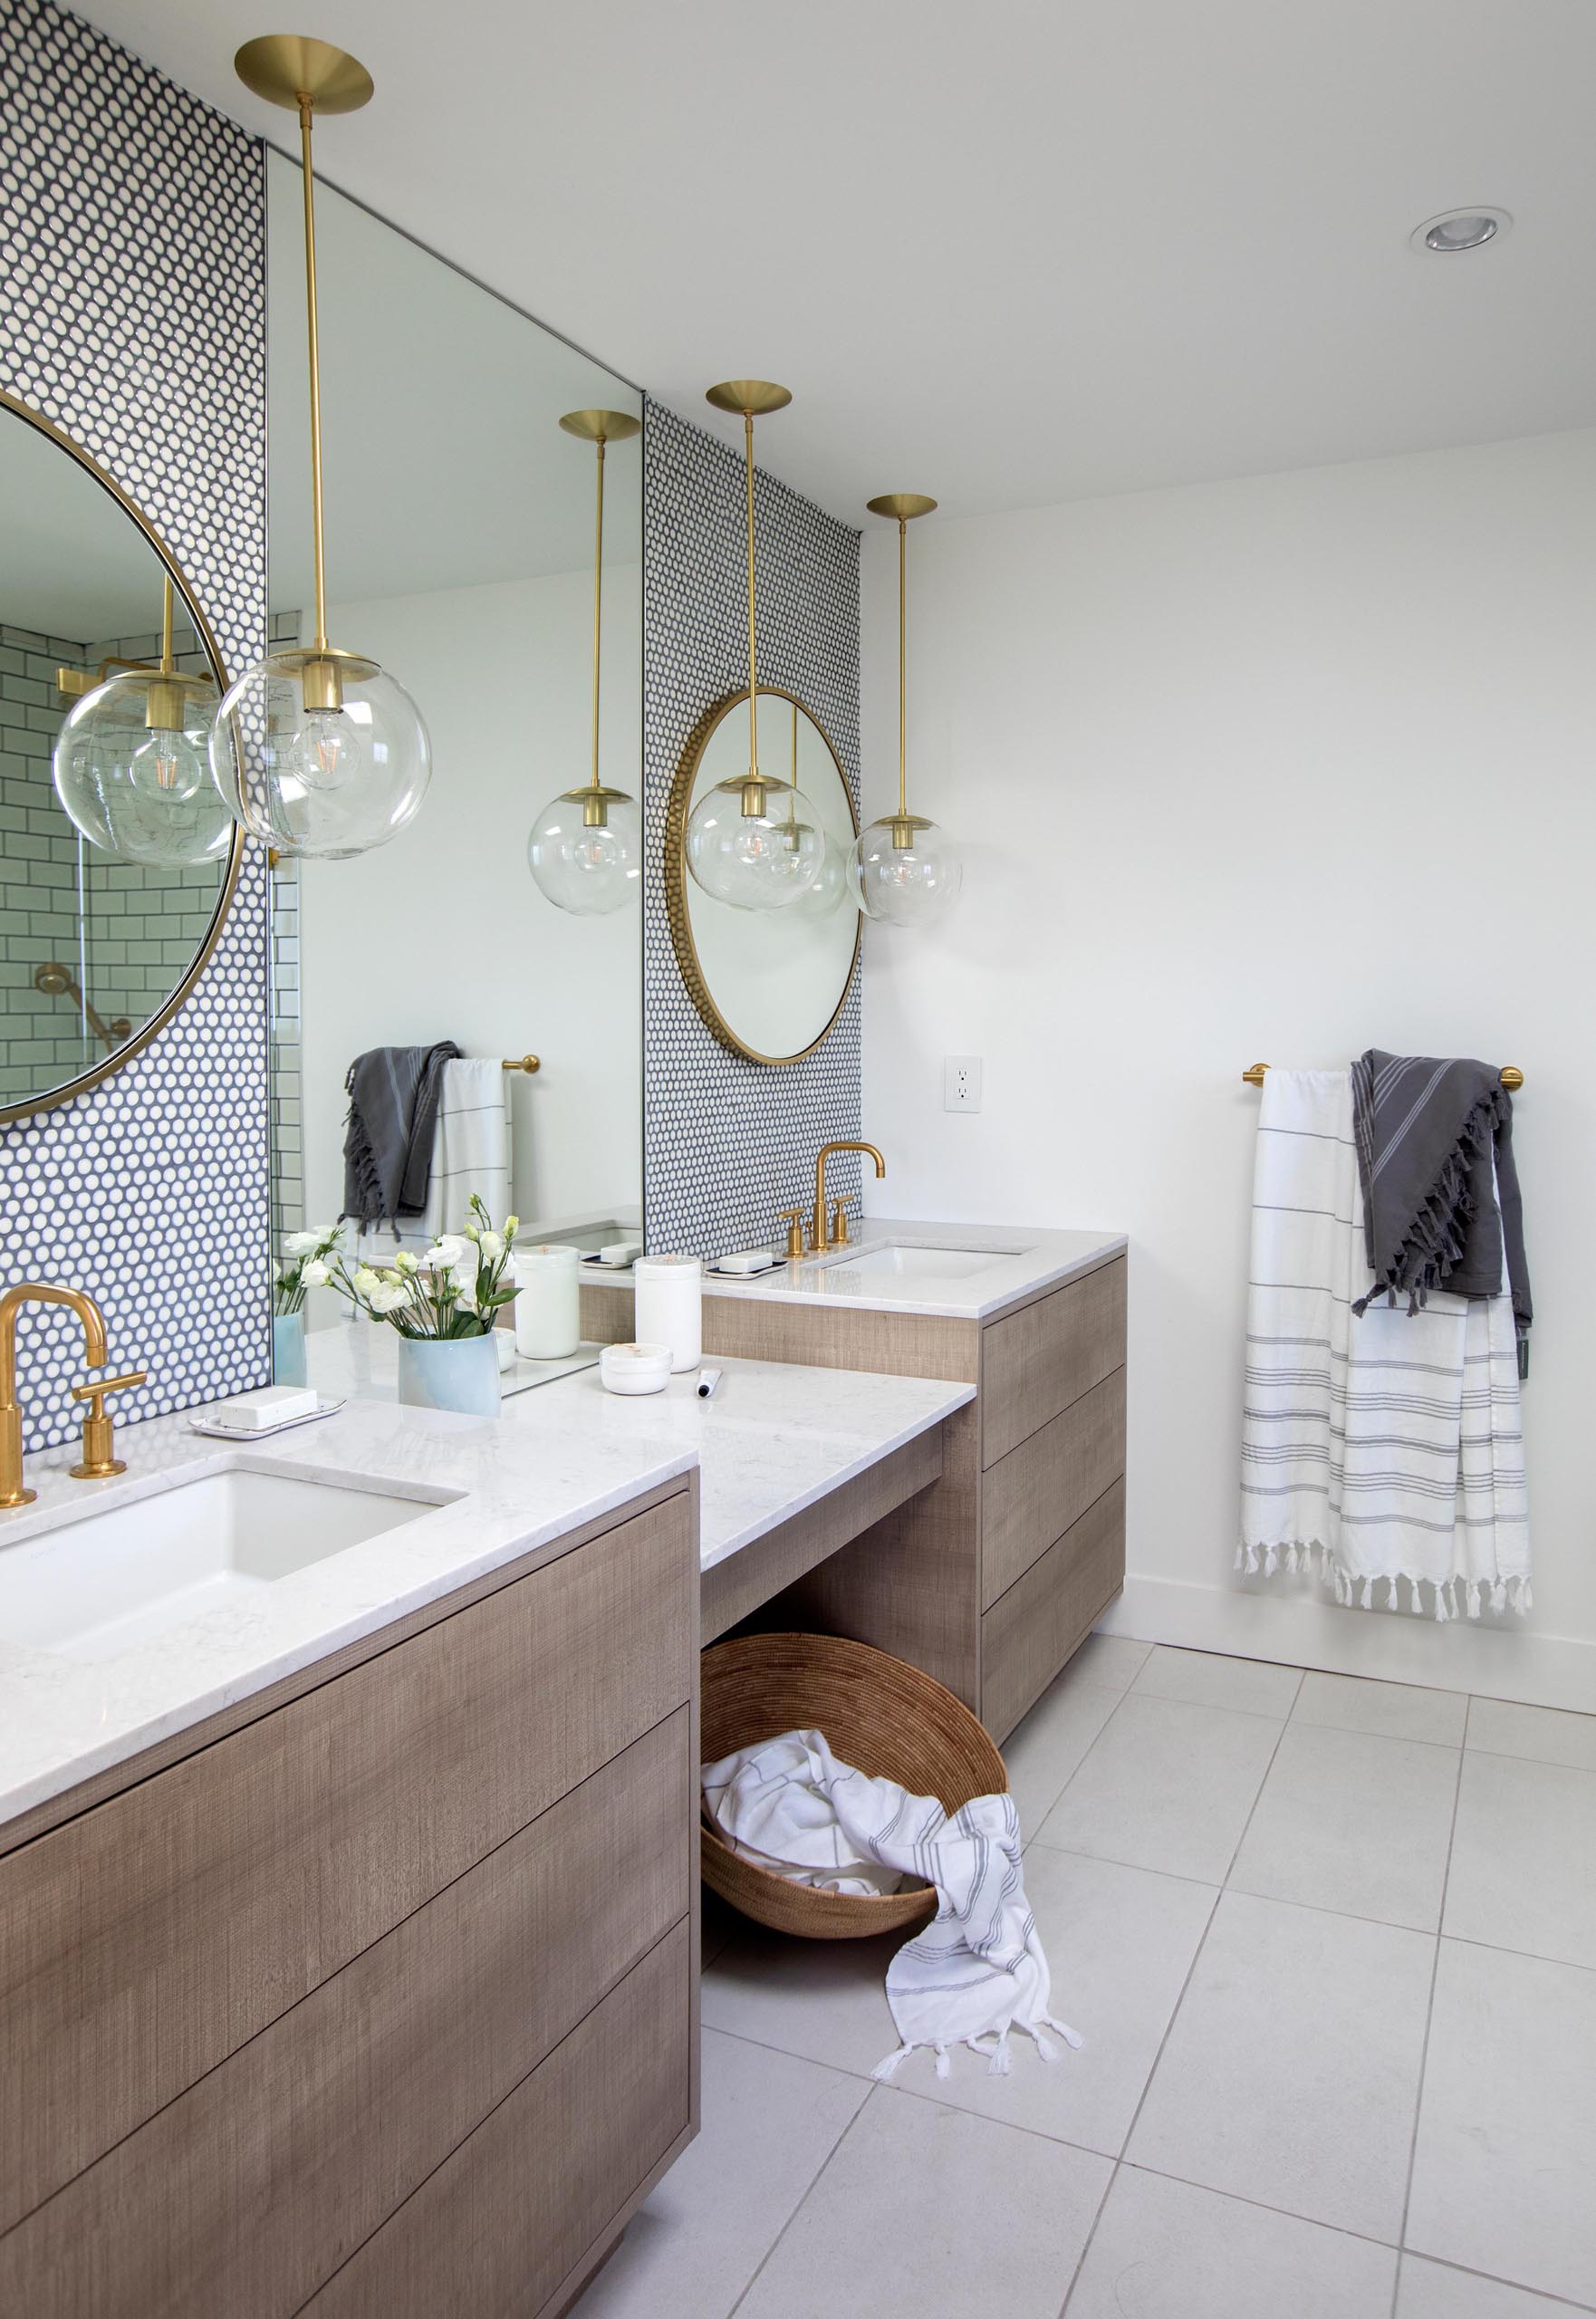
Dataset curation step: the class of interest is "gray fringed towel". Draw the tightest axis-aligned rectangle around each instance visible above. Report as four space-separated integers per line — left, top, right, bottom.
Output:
1351 1050 1532 1374
341 1040 461 1227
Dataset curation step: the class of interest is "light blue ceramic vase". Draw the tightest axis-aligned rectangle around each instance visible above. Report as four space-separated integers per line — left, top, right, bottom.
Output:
395 1333 502 1417
272 1311 308 1389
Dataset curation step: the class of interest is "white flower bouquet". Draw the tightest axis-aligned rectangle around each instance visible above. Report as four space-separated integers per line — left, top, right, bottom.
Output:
333 1196 520 1340
274 1222 344 1316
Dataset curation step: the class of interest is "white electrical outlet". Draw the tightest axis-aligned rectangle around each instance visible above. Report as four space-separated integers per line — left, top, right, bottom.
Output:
944 1055 983 1112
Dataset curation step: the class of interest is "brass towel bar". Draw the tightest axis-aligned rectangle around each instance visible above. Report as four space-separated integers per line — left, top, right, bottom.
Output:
501 1054 541 1073
1243 1061 1524 1091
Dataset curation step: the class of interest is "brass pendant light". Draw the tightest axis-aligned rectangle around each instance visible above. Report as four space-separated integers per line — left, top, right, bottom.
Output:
683 381 824 911
851 493 961 925
53 576 229 865
210 35 432 860
528 409 642 914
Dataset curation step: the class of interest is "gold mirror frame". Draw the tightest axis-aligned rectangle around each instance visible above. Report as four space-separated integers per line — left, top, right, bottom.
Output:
665 686 861 1067
0 388 244 1127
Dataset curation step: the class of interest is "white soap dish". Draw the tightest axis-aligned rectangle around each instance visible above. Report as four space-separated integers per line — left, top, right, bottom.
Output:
706 1251 782 1277
187 1394 346 1441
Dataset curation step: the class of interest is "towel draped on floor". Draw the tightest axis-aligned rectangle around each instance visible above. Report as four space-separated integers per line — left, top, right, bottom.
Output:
701 1729 1082 2082
1239 1067 1529 1617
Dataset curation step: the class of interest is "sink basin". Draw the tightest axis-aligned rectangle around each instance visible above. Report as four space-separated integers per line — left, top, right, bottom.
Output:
0 1465 441 1661
821 1244 1013 1284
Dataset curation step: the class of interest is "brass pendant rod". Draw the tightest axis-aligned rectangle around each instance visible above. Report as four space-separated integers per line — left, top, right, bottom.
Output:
297 92 330 653
744 409 759 783
898 518 908 821
590 433 606 791
159 576 175 674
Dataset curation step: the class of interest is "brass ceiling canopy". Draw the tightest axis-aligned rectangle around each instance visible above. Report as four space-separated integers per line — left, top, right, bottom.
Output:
866 493 938 524
559 408 641 447
705 380 793 419
234 34 374 111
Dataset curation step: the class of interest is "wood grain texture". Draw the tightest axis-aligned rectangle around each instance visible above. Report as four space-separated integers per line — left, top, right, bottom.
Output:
980 1479 1126 1743
700 1429 941 1642
0 1475 691 1862
701 1295 979 1383
763 1403 982 1710
0 1717 692 2317
979 1257 1127 1468
981 1368 1126 1609
0 1493 694 2234
302 1923 692 2319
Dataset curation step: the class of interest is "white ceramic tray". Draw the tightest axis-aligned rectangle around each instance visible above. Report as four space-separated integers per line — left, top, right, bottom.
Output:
187 1394 347 1442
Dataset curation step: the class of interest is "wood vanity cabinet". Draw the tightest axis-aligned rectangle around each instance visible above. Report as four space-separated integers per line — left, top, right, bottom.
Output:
0 1474 698 2319
674 1254 1128 1744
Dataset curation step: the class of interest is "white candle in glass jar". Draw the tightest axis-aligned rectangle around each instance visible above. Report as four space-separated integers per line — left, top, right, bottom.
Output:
513 1244 582 1358
632 1254 702 1372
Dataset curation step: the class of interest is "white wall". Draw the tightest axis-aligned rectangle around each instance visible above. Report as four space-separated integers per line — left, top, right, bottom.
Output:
860 428 1596 1711
299 564 641 1248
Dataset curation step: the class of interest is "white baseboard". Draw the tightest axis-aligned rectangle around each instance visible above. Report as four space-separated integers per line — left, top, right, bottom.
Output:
1100 1573 1596 1715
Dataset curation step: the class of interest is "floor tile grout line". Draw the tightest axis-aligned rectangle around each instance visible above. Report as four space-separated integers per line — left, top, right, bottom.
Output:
720 2078 877 2319
1211 1669 1300 1889
1022 1836 1457 1944
1387 1734 1464 2319
1397 2247 1596 2315
1053 2155 1120 2319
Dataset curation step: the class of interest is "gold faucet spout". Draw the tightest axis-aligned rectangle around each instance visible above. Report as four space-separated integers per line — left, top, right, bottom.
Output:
812 1141 886 1254
0 1281 111 1509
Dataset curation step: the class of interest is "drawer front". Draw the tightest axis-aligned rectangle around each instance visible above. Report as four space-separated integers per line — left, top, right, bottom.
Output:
982 1479 1126 1743
982 1368 1126 1609
0 1489 693 2235
303 1921 692 2319
979 1256 1126 1469
0 1715 691 2318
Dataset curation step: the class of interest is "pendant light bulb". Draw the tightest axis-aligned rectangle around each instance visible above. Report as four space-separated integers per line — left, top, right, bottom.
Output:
211 39 431 861
529 409 642 915
685 382 824 911
850 495 961 928
52 579 229 866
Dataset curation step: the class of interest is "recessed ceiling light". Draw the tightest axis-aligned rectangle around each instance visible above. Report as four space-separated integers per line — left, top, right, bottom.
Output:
1409 207 1512 255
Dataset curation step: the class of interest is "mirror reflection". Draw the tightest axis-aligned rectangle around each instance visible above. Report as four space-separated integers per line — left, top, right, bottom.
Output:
0 399 232 1117
672 690 859 1063
265 154 642 1394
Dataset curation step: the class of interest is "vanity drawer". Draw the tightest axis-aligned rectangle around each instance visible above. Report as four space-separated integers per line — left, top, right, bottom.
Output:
982 1367 1126 1609
0 1714 691 2317
0 1487 694 2235
979 1256 1126 1469
981 1478 1126 1743
302 1920 692 2319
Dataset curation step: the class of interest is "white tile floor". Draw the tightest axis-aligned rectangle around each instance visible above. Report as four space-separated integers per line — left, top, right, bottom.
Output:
574 1641 1596 2319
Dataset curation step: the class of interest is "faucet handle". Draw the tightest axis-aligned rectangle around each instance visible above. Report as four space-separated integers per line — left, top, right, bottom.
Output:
69 1369 146 1481
775 1208 809 1261
829 1196 859 1246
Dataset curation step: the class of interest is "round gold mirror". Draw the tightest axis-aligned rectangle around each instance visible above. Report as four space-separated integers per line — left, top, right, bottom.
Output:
0 390 240 1124
666 688 860 1065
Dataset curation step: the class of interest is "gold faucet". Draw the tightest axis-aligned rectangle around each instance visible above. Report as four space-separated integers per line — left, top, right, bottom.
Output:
0 1282 116 1509
811 1141 886 1254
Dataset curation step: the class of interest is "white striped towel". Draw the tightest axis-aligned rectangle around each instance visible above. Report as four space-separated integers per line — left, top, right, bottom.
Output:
354 1057 512 1266
702 1729 1082 2082
1238 1067 1530 1618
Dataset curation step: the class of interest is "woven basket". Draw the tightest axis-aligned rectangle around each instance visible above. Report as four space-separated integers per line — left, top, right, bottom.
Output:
699 1631 1008 1940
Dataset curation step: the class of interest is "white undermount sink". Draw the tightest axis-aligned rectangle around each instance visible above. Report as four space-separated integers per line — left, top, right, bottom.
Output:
821 1243 1014 1284
0 1465 441 1662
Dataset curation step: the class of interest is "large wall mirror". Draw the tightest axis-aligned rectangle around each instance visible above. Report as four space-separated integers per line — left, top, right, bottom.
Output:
266 154 642 1385
0 391 238 1122
666 689 860 1065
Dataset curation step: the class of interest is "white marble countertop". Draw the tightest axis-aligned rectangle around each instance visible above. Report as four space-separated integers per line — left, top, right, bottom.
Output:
696 1218 1126 1321
0 1354 968 1826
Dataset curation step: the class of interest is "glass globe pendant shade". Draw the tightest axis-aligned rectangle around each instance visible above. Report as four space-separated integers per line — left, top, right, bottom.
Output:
685 774 825 911
791 832 851 920
849 812 963 928
53 667 231 866
528 783 640 915
208 647 431 861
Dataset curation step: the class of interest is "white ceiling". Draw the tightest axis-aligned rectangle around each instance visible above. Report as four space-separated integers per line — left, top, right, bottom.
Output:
76 0 1596 524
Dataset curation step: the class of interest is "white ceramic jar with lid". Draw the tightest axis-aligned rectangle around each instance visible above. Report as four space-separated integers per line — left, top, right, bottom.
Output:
513 1243 582 1359
631 1253 702 1373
